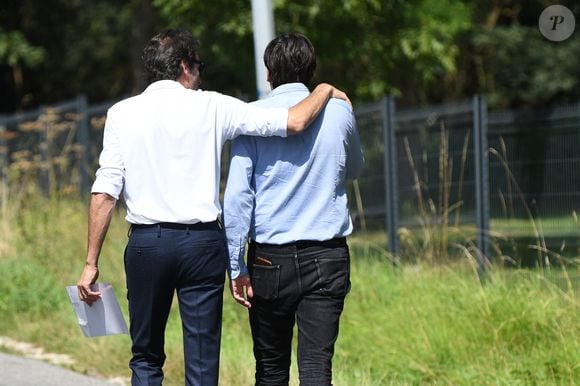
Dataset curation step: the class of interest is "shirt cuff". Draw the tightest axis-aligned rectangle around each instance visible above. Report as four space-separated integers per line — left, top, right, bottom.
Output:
228 243 249 279
91 171 123 200
268 107 288 138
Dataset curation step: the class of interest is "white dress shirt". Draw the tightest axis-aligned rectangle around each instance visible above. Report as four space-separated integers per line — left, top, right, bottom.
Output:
91 80 288 225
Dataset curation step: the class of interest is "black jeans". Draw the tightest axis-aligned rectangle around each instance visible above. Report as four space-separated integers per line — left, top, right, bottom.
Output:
248 238 350 386
124 222 226 386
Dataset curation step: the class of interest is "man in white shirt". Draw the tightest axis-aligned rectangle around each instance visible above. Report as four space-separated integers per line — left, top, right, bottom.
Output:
75 29 350 386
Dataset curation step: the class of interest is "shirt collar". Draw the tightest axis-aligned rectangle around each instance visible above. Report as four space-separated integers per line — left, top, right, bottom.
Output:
267 83 309 98
143 80 186 93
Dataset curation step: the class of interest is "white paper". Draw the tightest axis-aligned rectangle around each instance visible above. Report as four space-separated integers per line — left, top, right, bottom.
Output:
65 283 129 337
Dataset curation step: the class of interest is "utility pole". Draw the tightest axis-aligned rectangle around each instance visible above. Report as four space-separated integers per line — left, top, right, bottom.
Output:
251 0 275 99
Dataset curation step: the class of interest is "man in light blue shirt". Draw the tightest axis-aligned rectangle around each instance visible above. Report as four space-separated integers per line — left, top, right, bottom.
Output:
224 33 364 386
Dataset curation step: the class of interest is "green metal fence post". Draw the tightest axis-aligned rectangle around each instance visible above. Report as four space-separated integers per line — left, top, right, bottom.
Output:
473 95 490 275
382 96 399 257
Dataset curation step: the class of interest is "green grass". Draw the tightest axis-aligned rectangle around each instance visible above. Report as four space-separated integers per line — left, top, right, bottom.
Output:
1 197 579 385
491 216 579 238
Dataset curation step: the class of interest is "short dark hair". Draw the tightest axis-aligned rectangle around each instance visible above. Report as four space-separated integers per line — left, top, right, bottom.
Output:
142 29 200 85
263 33 316 89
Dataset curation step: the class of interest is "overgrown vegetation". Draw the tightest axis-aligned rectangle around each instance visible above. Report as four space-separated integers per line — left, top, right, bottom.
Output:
1 103 578 383
1 197 579 385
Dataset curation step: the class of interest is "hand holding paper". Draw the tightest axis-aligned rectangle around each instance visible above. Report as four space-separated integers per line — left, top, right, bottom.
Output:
66 283 128 338
77 264 101 305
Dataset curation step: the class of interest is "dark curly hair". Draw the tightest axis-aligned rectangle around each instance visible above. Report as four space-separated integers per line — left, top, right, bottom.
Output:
142 29 200 85
263 33 316 89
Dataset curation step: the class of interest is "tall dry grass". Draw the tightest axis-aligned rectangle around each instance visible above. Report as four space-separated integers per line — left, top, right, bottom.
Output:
1 203 579 385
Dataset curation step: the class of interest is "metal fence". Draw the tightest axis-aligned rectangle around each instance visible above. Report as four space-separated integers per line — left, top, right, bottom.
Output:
1 95 579 266
0 96 111 199
354 96 580 267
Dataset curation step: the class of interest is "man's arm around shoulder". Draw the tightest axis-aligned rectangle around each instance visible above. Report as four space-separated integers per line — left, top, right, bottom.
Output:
286 83 351 135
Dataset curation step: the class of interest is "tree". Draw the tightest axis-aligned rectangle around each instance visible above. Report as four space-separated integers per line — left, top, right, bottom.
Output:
456 0 580 108
1 0 578 112
0 0 158 112
274 0 472 105
152 0 258 99
154 0 472 105
0 26 45 110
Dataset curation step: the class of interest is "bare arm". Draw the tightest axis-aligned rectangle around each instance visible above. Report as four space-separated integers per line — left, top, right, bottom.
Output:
286 83 351 135
77 192 117 305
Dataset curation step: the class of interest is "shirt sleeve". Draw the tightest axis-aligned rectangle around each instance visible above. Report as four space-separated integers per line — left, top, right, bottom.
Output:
346 114 365 180
90 108 125 199
223 136 257 279
216 93 288 140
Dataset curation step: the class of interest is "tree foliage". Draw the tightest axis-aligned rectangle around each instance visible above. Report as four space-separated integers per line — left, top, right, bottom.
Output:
273 0 472 104
152 0 257 99
0 0 158 111
453 0 580 108
468 23 580 107
0 0 578 112
0 27 44 67
152 0 472 104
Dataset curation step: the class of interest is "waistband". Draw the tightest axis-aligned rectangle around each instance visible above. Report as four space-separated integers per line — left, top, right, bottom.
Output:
251 237 347 250
130 221 220 232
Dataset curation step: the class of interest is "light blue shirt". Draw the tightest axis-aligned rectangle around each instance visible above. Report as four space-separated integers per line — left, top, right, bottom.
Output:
224 83 364 278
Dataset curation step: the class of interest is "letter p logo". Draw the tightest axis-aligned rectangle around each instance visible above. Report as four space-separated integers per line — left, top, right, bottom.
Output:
539 5 575 42
550 15 566 31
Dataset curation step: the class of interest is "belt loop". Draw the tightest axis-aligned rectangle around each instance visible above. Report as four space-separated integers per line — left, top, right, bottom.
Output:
157 224 161 238
186 225 190 235
293 246 302 293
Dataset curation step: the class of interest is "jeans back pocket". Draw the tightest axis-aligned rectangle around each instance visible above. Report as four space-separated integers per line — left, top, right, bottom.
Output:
251 265 281 300
316 254 350 297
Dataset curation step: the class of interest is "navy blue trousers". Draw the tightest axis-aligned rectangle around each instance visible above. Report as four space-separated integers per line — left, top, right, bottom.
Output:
248 238 350 386
124 222 226 386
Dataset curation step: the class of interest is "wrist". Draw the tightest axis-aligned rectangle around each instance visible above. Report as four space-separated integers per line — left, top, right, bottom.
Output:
314 83 331 94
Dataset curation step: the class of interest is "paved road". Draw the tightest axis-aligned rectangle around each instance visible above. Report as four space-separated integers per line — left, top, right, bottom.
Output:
0 352 118 386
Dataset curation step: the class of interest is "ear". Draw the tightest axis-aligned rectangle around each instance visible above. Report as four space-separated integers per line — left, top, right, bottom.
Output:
176 60 191 87
180 60 190 76
266 69 273 89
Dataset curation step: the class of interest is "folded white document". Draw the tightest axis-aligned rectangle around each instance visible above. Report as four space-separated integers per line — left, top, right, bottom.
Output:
65 283 129 337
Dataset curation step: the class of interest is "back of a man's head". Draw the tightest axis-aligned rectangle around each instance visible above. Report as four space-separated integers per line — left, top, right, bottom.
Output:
142 29 199 85
264 33 316 89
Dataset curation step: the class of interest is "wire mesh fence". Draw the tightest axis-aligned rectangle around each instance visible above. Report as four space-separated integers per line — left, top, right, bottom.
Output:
487 103 580 267
352 96 579 268
0 96 110 200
